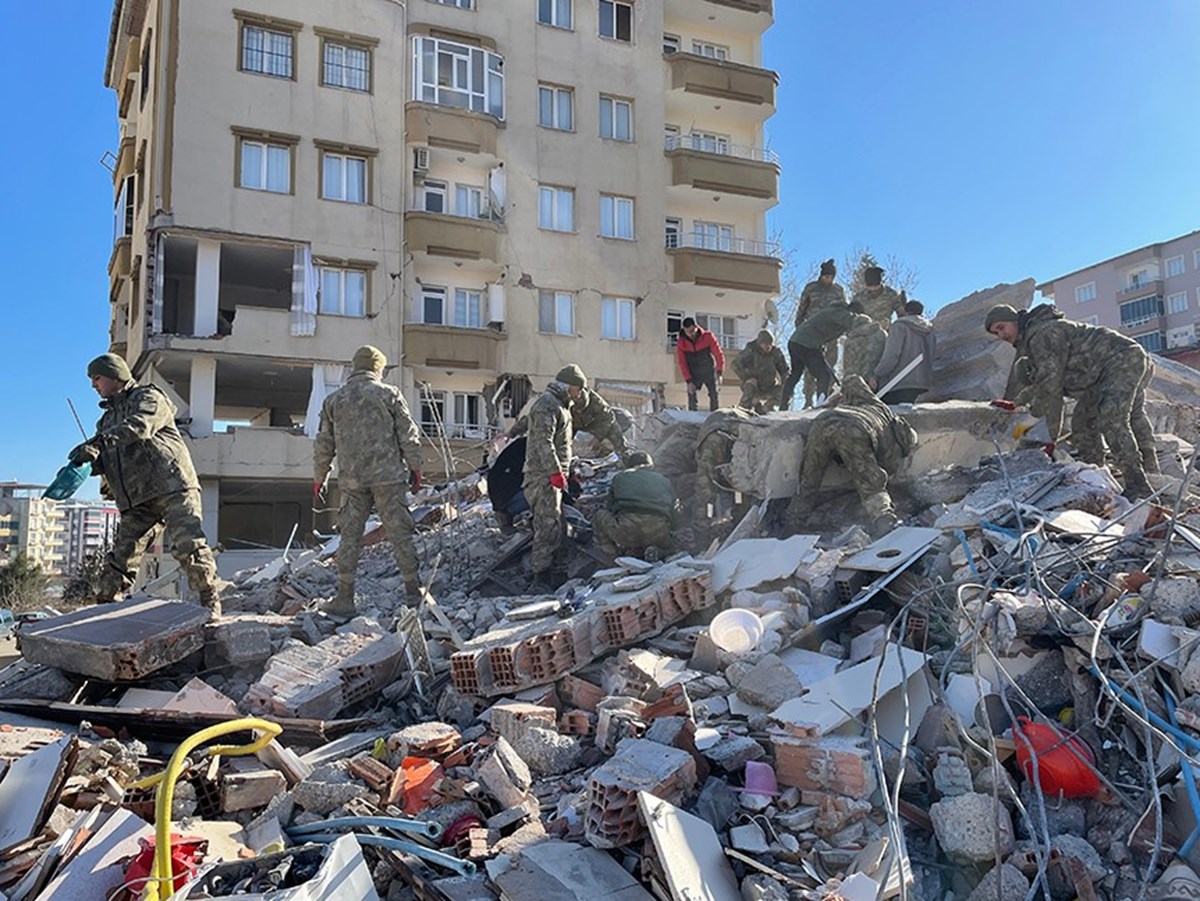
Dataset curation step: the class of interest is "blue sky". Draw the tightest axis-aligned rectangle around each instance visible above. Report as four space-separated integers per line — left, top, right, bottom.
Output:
0 1 1197 486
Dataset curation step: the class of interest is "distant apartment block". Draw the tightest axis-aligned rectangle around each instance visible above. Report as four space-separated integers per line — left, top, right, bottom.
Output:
1038 229 1200 359
58 500 121 576
0 484 67 574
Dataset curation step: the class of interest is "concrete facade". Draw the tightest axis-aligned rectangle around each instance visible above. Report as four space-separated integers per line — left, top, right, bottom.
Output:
103 0 779 553
1038 229 1200 357
57 500 121 576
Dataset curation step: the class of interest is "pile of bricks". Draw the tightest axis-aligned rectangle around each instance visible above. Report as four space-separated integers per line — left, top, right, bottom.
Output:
583 738 698 849
771 734 878 799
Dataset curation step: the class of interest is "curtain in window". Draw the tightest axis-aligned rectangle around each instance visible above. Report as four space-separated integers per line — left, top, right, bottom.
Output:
323 155 341 199
344 272 365 317
242 28 264 71
266 146 289 192
241 142 262 189
304 363 346 437
290 246 317 336
346 158 366 203
266 31 292 77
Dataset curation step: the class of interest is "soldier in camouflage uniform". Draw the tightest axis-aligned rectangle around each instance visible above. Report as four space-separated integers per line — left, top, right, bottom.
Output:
1069 361 1159 473
842 311 887 381
781 294 859 410
788 259 846 409
785 375 918 537
509 365 628 461
314 346 425 616
851 266 906 329
986 304 1154 498
524 369 579 587
694 407 757 547
69 354 222 613
592 452 679 560
733 330 790 413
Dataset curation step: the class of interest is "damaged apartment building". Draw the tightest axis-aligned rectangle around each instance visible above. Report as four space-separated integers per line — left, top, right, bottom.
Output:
103 0 781 570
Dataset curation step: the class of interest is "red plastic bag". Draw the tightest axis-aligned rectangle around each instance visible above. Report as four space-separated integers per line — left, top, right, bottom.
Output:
122 834 207 898
1012 716 1101 798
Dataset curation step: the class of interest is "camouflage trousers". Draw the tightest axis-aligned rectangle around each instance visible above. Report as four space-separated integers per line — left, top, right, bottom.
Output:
593 423 630 464
738 382 781 414
593 510 674 558
786 416 894 527
99 489 218 601
525 480 566 574
1070 361 1158 474
694 434 734 513
337 483 419 600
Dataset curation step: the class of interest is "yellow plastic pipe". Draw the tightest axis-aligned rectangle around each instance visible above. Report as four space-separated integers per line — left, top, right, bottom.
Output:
140 718 282 901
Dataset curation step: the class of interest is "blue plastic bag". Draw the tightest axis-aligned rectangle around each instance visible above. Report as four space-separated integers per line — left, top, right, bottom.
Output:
43 462 92 500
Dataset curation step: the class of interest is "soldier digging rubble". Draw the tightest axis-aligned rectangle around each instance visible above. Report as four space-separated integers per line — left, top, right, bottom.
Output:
733 330 790 414
314 345 425 619
985 303 1157 499
509 365 629 462
69 353 224 614
788 258 845 409
524 367 581 590
592 451 679 562
693 406 758 549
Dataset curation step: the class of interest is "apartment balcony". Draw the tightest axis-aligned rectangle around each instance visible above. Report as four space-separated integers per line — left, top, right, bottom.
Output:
665 135 778 201
108 237 132 281
1121 279 1163 297
406 102 499 157
665 0 772 31
403 323 505 372
405 210 503 262
667 235 781 294
188 428 315 481
113 136 136 185
665 52 777 116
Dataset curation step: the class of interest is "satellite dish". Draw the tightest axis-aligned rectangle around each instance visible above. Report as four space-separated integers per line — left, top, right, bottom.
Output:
764 299 780 325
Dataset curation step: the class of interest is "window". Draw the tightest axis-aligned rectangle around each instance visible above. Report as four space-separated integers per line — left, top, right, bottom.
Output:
1133 331 1165 353
1169 291 1189 314
538 84 574 130
600 194 634 239
1074 282 1096 304
602 296 636 340
319 267 366 316
1119 294 1164 327
1168 326 1196 349
239 139 291 193
1166 255 1186 278
696 314 738 349
666 309 684 346
113 175 134 242
539 186 575 232
455 184 484 218
538 0 572 29
431 0 472 7
665 217 682 249
420 390 446 437
411 36 505 119
694 221 733 252
422 285 446 324
683 131 730 155
599 95 633 141
454 288 484 327
538 290 575 335
321 152 368 203
692 41 729 60
599 0 632 42
322 41 371 91
1194 250 1200 271
662 33 680 54
423 179 447 213
451 394 485 438
140 32 152 107
1128 269 1151 290
241 24 294 78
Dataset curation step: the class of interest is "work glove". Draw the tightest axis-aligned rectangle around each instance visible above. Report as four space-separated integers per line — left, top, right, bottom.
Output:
313 482 325 502
990 399 1016 412
69 442 100 466
685 381 697 395
409 469 423 492
549 472 568 491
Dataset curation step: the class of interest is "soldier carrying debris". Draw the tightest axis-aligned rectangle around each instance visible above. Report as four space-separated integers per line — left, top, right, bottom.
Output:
69 353 223 613
314 345 424 617
985 303 1156 498
784 374 918 537
733 330 790 413
592 451 679 561
524 367 581 589
510 365 629 462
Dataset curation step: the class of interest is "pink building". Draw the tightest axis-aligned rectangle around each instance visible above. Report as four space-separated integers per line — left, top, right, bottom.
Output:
1038 229 1200 357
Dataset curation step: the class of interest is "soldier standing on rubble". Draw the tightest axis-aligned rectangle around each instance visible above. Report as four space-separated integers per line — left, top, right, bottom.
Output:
842 309 887 381
314 345 424 617
694 407 757 547
69 353 223 613
592 452 679 561
524 368 580 589
733 330 790 413
509 365 629 462
986 304 1156 498
851 265 906 329
784 375 918 537
676 317 725 412
780 295 862 411
790 259 845 409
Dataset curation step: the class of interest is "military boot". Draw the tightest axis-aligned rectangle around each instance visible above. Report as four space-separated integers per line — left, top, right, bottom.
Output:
869 513 900 539
199 588 222 618
1122 467 1153 501
404 579 424 608
324 580 359 622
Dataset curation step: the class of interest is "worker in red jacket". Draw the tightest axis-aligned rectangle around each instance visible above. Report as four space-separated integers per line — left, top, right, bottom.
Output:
676 317 725 412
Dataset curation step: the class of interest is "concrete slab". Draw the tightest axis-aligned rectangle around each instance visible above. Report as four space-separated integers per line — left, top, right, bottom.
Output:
494 839 653 901
0 736 75 854
19 600 209 681
710 536 819 594
638 792 740 901
839 527 941 573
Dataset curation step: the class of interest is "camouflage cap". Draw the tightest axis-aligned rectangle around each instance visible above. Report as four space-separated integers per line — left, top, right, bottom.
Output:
984 304 1020 332
555 364 588 389
87 353 132 382
352 345 387 372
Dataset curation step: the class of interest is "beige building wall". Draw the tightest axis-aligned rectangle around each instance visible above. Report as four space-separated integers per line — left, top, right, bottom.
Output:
0 487 68 573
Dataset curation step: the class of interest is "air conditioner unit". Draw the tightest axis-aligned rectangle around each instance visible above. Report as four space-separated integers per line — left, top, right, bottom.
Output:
413 147 430 173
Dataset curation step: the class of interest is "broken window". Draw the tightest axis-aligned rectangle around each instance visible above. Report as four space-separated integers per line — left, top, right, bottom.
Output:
666 309 684 347
113 175 134 242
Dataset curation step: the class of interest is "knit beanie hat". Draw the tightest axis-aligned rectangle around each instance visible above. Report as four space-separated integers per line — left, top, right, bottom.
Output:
352 345 387 372
984 305 1020 332
87 353 133 382
819 259 837 277
555 364 588 389
626 450 653 467
757 329 775 345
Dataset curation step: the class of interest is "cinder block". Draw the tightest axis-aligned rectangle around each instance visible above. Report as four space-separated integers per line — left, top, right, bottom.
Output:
205 620 272 669
773 735 877 798
221 768 288 813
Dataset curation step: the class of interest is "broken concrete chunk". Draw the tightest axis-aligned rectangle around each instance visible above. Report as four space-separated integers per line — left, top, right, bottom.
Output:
516 727 582 776
221 767 287 813
965 863 1030 901
702 734 765 773
773 736 877 798
292 764 370 815
729 821 769 853
204 618 272 669
475 736 532 808
734 654 803 711
930 791 1015 864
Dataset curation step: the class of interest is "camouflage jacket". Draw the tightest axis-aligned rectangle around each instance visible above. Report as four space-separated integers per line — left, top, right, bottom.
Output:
790 300 856 349
733 342 789 389
523 382 573 478
842 315 887 379
1010 305 1146 438
851 286 904 325
609 465 678 520
314 371 424 489
696 407 757 451
90 383 199 512
511 387 624 449
823 376 918 474
796 280 847 325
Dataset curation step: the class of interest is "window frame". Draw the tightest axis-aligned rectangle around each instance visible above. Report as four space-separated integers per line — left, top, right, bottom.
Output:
600 194 635 240
695 313 739 350
538 289 576 336
664 217 682 249
1166 254 1186 279
691 40 729 60
598 0 633 42
450 392 486 439
1168 291 1189 315
601 295 637 341
233 130 298 194
237 17 298 80
537 83 575 131
317 266 368 317
1119 294 1165 328
420 390 447 438
662 33 680 54
693 220 734 252
1074 281 1096 304
1132 330 1165 353
453 287 485 328
421 284 447 325
319 149 370 204
538 185 576 232
537 0 573 30
411 35 505 120
113 174 135 243
319 33 375 93
599 94 634 141
422 179 448 213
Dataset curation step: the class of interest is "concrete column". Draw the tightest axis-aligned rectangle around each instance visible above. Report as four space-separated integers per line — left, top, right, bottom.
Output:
194 238 221 336
189 357 217 439
199 480 219 548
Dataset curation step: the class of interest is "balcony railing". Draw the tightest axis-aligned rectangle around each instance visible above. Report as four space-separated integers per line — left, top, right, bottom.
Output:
667 233 780 257
413 201 505 226
1121 279 1162 296
664 133 779 165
